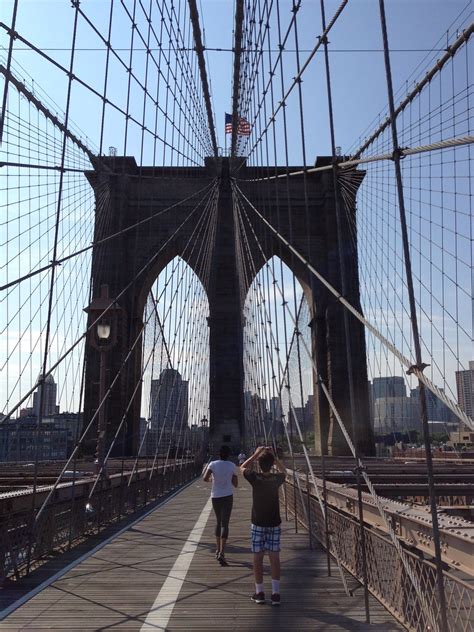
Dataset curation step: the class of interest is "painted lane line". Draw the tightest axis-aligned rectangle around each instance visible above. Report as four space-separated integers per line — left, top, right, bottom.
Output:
140 497 212 631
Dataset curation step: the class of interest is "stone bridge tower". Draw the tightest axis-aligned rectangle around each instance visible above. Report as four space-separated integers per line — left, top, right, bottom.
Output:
83 156 374 457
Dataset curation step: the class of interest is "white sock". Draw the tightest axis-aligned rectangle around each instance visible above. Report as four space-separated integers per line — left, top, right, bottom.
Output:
256 583 264 594
271 579 280 594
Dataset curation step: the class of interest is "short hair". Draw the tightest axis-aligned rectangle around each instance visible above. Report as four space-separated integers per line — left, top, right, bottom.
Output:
219 445 231 460
258 451 274 472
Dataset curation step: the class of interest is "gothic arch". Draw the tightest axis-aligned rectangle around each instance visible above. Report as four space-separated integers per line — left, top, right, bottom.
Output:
135 245 209 331
244 253 315 318
83 156 373 457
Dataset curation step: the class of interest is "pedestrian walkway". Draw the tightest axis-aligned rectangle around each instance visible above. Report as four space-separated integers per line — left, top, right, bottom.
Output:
0 478 402 630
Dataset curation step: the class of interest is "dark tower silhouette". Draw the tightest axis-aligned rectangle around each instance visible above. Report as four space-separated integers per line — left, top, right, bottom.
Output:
83 156 374 457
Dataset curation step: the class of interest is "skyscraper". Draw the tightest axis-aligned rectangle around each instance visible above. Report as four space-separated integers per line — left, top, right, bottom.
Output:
149 369 188 432
269 396 283 437
456 361 474 419
32 374 58 417
373 397 419 433
372 376 406 400
410 386 454 423
269 397 282 422
372 377 412 435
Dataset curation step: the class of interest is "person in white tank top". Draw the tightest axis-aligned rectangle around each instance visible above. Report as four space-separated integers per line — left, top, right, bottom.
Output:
203 445 239 565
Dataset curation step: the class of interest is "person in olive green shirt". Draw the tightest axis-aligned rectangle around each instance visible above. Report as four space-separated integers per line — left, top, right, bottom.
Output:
240 446 286 606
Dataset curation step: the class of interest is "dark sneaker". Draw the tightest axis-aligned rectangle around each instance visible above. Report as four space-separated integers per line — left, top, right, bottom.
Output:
251 592 265 604
215 550 219 559
271 593 280 606
217 552 229 566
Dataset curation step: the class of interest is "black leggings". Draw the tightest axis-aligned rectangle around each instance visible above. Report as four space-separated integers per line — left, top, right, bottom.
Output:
212 494 233 539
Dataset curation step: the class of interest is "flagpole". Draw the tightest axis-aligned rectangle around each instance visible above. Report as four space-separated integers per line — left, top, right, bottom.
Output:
224 118 227 156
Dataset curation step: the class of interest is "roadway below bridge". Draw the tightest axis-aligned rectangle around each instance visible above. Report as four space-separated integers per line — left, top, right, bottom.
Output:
0 478 402 631
291 456 474 514
1 456 472 517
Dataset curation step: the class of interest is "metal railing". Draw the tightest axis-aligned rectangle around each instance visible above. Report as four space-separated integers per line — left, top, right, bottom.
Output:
284 474 474 632
0 460 200 583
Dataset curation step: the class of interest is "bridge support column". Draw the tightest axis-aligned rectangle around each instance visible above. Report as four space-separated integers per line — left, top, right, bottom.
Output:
316 166 374 456
309 312 330 456
208 161 243 454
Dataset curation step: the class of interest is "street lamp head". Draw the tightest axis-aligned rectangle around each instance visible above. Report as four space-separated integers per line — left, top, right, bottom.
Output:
84 284 122 350
97 320 111 341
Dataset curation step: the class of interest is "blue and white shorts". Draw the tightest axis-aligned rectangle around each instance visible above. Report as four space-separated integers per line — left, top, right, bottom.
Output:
251 524 281 553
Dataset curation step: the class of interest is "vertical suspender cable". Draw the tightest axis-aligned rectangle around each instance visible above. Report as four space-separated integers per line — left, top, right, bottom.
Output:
26 0 81 574
378 2 448 630
319 0 371 622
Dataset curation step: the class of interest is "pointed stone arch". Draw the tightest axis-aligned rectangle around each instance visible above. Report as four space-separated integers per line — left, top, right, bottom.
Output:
139 259 209 457
83 156 373 457
236 161 373 455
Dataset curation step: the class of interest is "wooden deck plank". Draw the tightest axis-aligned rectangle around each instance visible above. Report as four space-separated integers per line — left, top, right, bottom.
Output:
0 479 403 631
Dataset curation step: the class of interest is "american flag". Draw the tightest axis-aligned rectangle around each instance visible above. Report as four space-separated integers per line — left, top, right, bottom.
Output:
225 113 251 136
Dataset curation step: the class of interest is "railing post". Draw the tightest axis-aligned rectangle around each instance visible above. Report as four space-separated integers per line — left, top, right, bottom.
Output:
96 477 104 534
118 457 125 519
321 454 331 576
143 468 148 506
306 471 312 549
355 466 370 624
293 469 298 533
133 472 138 513
0 521 7 586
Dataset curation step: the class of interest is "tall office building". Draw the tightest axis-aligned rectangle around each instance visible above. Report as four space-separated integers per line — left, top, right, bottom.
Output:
269 397 283 435
456 361 474 419
32 374 59 417
372 376 406 400
410 386 454 423
269 396 282 422
373 396 419 433
149 369 188 431
286 395 315 435
368 381 375 426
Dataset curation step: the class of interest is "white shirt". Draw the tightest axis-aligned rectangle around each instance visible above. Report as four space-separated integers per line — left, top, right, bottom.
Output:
207 460 239 498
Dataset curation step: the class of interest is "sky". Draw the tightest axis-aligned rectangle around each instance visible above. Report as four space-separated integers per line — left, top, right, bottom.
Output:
1 1 470 158
0 0 472 417
200 0 471 155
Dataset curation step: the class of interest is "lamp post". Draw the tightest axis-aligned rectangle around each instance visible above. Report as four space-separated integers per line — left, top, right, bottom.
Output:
190 423 198 460
84 285 121 476
96 324 110 476
200 416 209 459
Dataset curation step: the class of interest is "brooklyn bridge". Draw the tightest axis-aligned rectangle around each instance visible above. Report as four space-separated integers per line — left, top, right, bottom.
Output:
0 0 473 630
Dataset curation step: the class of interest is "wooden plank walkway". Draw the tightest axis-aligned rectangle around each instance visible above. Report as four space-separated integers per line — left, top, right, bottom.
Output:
0 478 403 631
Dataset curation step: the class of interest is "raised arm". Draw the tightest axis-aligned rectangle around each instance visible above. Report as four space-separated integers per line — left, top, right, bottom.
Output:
240 446 266 473
273 455 286 474
265 446 286 473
